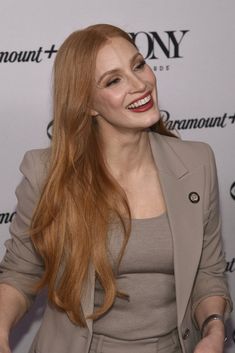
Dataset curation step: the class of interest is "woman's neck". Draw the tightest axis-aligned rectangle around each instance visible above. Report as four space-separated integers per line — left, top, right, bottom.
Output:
100 130 155 181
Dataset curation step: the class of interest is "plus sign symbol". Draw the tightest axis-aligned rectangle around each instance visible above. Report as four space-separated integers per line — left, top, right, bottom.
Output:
229 113 235 124
44 44 58 59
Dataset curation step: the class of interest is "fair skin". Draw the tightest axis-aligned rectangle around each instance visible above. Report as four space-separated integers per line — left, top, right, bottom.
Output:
194 296 226 353
91 36 165 219
0 35 226 353
0 284 27 353
92 36 226 353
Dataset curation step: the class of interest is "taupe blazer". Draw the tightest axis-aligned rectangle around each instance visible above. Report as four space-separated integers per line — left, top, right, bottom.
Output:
0 132 232 353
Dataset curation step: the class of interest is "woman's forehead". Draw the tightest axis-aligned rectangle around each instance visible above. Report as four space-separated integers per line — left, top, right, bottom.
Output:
95 37 139 74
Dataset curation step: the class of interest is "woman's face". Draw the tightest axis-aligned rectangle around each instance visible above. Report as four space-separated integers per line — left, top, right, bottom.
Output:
91 36 160 136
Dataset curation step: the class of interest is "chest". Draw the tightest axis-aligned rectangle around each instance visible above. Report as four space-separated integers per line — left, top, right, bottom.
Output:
121 170 166 219
108 213 174 275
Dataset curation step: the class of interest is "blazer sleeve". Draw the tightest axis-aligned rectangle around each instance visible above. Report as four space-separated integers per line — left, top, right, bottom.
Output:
191 143 233 323
0 150 45 309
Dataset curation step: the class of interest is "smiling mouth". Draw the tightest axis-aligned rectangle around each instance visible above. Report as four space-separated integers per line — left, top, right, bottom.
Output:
127 94 152 109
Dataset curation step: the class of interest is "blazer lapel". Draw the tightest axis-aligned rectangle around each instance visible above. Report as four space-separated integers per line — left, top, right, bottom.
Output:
149 132 204 325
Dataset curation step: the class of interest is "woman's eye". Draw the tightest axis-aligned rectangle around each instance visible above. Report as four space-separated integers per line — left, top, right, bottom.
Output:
134 60 146 70
106 78 120 87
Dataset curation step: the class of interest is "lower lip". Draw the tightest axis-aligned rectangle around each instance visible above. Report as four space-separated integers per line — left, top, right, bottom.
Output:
128 97 154 113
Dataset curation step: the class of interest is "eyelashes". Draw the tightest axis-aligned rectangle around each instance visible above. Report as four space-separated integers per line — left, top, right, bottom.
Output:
134 59 146 70
106 78 121 87
105 60 146 87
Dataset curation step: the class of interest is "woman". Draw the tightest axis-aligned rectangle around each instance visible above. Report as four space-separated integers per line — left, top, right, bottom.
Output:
0 24 232 353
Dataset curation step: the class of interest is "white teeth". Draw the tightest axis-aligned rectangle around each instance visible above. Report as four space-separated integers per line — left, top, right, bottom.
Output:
128 94 151 109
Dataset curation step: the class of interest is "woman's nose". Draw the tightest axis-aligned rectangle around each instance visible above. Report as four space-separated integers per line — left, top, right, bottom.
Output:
128 73 146 93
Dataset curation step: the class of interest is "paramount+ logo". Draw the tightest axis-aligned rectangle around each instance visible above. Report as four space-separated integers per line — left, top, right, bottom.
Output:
0 29 189 64
161 110 235 130
0 212 16 225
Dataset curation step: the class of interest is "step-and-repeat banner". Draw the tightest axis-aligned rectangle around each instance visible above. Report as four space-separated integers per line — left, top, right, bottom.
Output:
0 1 234 352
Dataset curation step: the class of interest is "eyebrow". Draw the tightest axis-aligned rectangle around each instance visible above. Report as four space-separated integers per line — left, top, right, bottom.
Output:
96 52 142 85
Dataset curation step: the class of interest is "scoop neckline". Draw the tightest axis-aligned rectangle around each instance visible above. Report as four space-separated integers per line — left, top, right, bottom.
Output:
131 211 167 222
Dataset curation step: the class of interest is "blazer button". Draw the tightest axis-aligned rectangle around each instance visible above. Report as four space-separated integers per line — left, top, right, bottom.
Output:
188 191 200 203
182 328 190 340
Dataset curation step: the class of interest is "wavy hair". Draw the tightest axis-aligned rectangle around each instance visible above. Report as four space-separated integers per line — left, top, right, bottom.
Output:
30 24 176 326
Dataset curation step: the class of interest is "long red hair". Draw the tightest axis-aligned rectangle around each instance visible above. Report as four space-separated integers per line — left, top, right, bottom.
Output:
30 24 176 326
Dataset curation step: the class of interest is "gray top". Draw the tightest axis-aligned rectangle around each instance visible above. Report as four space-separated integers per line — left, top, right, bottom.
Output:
93 212 177 340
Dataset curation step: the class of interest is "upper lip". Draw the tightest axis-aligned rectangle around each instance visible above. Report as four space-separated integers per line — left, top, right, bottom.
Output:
128 91 151 106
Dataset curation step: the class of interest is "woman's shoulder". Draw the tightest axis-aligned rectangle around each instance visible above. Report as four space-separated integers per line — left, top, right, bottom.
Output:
164 133 212 150
152 132 216 168
19 147 51 190
22 147 51 165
